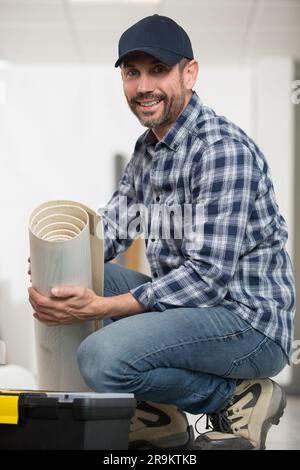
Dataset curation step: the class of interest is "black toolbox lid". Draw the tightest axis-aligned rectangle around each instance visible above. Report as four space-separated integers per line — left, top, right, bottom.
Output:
0 391 136 423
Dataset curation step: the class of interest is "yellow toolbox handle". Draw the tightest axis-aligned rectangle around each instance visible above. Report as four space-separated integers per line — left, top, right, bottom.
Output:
0 390 48 425
0 394 19 425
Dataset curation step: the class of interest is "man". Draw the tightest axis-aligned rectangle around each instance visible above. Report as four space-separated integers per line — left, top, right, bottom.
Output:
29 15 296 450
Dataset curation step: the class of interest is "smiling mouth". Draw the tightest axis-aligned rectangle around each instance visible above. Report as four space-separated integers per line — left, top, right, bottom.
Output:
135 98 163 110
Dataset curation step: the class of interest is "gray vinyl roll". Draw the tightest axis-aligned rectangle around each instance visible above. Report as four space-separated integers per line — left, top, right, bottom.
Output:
29 200 104 391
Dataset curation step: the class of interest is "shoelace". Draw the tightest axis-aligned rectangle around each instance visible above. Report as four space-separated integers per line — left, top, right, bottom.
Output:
195 408 233 435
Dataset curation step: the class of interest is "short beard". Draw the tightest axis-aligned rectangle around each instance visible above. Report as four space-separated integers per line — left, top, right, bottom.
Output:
126 76 186 130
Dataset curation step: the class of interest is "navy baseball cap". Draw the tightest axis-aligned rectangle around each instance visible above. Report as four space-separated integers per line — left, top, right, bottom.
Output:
115 14 194 68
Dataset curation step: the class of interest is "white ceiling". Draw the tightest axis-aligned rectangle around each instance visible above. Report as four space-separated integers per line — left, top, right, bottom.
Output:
0 0 299 65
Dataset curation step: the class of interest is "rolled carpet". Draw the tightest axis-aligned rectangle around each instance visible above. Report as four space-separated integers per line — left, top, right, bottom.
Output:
29 200 104 391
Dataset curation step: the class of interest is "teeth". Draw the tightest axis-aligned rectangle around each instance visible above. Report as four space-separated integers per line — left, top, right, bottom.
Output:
139 100 160 107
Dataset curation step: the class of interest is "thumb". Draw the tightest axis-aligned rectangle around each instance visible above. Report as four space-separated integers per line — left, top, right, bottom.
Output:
51 285 82 298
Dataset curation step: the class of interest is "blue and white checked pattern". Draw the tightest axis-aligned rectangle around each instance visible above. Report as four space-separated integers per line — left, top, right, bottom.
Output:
100 91 296 358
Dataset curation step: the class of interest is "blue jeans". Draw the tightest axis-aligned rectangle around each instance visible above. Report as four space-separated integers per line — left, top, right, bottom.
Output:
77 262 287 414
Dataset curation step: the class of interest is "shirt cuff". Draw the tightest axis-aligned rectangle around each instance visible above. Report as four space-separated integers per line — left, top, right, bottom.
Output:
130 282 167 312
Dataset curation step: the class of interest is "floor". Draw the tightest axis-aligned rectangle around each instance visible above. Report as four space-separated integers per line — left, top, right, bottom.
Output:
187 395 300 450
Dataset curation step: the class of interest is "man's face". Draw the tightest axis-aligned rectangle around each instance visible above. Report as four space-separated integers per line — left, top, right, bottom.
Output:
121 52 187 135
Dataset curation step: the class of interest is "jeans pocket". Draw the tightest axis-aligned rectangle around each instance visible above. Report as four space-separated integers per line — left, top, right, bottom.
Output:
249 337 287 378
225 337 287 379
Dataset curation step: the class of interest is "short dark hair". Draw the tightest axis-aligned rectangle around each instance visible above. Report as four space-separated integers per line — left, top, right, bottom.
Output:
178 57 190 73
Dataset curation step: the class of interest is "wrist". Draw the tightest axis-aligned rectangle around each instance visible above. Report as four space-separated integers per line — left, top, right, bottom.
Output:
91 295 109 319
103 292 145 320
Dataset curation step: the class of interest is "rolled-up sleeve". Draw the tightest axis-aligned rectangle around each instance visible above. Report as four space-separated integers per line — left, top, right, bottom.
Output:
130 138 261 311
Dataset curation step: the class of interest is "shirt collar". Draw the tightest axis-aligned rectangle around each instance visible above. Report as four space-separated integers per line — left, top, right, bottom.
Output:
144 129 158 146
142 91 203 152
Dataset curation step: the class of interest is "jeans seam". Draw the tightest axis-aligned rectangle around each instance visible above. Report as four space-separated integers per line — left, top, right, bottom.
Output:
129 373 208 399
248 358 260 376
225 336 269 376
233 335 269 364
123 326 254 374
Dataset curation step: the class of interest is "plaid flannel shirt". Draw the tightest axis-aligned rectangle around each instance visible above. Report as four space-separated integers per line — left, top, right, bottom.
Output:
100 91 296 359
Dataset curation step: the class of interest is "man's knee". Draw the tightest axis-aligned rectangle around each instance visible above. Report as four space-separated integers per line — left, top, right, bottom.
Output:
77 330 111 391
77 327 136 392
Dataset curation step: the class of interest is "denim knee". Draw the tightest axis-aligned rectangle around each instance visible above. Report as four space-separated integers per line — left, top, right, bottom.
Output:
77 330 132 392
77 335 98 390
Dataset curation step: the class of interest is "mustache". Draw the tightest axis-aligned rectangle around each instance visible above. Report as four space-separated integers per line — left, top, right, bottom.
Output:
131 93 166 103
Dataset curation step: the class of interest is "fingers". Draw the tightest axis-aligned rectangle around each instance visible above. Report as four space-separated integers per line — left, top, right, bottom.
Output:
51 285 84 298
28 287 55 308
29 297 77 324
33 312 57 326
28 285 85 302
28 289 65 314
27 285 89 326
27 256 31 277
33 312 75 326
28 287 81 325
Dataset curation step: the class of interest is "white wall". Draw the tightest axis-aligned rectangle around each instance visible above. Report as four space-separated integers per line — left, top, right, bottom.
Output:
196 66 254 137
255 58 295 257
0 65 143 371
0 61 295 380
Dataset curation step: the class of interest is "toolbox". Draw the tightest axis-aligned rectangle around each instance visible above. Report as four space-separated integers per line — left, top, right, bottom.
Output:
0 390 136 450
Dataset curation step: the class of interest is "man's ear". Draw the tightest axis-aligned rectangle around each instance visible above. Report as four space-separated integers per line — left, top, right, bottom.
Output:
184 60 199 91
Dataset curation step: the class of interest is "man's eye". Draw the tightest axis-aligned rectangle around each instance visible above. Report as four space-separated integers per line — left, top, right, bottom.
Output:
127 69 139 77
153 65 167 74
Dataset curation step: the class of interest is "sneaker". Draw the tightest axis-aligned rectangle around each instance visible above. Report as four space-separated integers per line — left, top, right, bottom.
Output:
193 378 286 450
129 401 194 450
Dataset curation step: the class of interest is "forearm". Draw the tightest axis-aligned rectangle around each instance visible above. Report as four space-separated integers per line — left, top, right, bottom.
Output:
129 261 230 312
100 292 147 320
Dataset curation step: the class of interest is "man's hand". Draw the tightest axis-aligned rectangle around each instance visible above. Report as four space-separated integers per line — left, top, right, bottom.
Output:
28 285 106 326
27 256 147 325
28 284 146 326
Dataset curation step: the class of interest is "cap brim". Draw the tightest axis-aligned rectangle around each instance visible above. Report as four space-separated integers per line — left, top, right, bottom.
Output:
115 47 183 68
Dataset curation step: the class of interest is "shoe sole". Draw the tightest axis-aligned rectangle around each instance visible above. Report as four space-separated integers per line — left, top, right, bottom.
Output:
259 381 287 450
129 425 195 450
